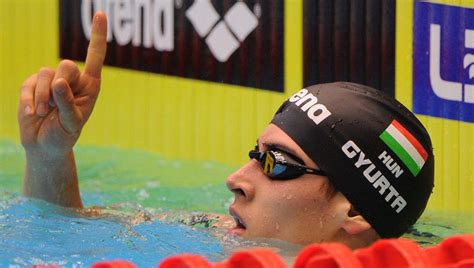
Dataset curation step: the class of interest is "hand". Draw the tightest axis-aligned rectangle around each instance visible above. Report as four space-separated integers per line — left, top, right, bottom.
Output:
18 12 107 157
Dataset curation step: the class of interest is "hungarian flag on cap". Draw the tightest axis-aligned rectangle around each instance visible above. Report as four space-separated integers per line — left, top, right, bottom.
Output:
379 120 429 176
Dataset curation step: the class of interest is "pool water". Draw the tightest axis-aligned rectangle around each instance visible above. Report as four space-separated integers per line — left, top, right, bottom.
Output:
0 195 224 267
0 140 472 267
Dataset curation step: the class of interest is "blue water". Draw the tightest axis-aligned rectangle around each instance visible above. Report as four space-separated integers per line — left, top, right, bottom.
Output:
0 141 302 267
0 195 224 267
0 141 472 267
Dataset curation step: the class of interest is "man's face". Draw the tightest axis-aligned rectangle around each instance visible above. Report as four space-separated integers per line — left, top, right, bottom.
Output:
226 124 348 245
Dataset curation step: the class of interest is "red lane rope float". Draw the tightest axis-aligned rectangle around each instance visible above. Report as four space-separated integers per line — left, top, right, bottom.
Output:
91 260 137 268
158 249 286 268
293 243 362 268
354 239 429 268
88 234 474 268
159 254 213 268
424 234 474 267
223 249 286 268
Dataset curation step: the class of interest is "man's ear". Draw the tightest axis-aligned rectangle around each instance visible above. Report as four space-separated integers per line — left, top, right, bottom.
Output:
342 206 372 235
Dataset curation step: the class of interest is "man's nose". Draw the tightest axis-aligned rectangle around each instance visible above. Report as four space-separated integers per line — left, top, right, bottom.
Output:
225 160 259 202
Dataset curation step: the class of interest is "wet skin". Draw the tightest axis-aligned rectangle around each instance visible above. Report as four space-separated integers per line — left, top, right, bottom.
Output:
226 124 353 245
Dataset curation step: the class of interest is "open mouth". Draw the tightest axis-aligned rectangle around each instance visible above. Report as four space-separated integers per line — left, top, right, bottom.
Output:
229 209 247 235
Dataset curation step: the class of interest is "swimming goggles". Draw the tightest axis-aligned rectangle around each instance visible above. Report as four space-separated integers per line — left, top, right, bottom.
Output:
248 147 327 180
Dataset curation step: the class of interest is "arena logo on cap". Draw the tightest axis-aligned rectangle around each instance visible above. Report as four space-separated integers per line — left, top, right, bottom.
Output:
379 120 428 176
413 1 474 123
288 88 332 125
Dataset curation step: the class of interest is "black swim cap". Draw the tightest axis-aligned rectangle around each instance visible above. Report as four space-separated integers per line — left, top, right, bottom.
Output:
271 82 434 238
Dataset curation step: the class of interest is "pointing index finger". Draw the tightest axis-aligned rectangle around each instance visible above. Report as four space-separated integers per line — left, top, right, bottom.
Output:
84 12 107 79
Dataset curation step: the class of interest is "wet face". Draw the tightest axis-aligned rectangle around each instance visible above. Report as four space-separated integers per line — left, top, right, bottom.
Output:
226 124 348 245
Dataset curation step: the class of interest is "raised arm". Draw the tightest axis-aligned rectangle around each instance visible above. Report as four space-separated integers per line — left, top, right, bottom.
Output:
19 12 107 208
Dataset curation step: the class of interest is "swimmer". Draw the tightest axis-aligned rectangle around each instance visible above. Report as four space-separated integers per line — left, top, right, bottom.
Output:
18 12 434 248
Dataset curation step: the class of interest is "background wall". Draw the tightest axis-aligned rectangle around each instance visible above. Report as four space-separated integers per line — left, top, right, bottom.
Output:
0 0 300 165
303 0 395 96
1 0 473 213
396 0 474 212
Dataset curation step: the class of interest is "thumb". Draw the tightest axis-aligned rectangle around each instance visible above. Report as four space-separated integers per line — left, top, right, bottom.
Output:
52 79 83 134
